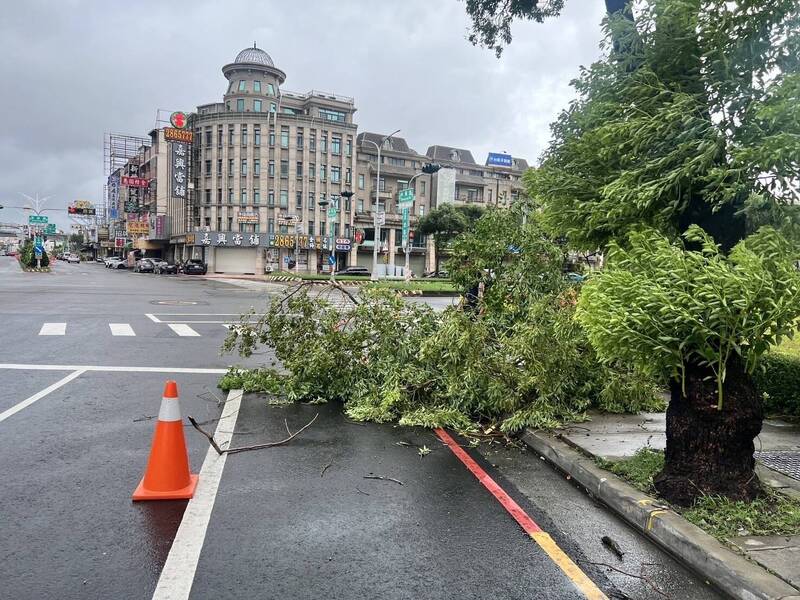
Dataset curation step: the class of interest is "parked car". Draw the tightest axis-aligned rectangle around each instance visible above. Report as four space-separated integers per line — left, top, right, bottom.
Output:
106 257 126 269
64 253 80 264
154 260 178 275
335 266 371 277
183 259 207 275
425 270 449 278
95 256 105 263
134 258 155 273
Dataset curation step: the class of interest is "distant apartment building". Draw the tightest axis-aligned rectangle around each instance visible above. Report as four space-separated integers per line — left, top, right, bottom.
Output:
108 45 529 274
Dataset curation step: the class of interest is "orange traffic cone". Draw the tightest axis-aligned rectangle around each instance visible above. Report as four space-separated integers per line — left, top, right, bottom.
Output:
132 380 199 501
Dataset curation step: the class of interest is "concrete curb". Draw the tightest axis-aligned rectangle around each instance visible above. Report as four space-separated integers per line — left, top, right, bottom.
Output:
520 429 800 600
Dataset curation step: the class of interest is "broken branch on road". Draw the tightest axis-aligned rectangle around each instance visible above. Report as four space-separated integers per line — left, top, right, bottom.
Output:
363 474 404 485
188 413 318 455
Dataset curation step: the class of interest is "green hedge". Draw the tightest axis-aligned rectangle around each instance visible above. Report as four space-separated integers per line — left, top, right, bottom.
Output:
754 351 800 417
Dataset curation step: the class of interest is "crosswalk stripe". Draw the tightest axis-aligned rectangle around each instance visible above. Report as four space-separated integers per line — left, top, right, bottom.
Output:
109 323 136 336
39 323 66 336
168 323 201 337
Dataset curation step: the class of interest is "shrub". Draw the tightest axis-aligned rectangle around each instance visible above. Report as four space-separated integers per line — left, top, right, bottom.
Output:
754 352 800 417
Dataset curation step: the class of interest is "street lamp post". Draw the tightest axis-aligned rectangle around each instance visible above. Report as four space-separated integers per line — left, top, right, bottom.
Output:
402 163 441 281
361 129 400 281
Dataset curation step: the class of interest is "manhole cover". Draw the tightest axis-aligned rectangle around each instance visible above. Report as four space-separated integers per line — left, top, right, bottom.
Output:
756 451 800 481
151 300 202 306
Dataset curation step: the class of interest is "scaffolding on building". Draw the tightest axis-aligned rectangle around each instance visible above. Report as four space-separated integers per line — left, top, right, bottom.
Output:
103 132 151 225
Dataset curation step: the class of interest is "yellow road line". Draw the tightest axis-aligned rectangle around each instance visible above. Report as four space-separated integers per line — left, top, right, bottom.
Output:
531 532 609 600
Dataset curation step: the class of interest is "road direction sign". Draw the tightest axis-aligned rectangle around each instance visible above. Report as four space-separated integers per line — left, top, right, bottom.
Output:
328 255 336 266
398 188 415 206
401 208 410 246
45 223 56 234
327 206 337 219
29 215 48 224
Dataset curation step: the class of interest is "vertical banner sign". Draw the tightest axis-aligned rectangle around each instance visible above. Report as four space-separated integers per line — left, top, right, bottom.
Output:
402 208 410 247
171 141 188 200
108 172 120 220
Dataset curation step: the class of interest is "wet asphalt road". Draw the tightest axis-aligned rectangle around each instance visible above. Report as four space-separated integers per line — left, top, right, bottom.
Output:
0 256 723 599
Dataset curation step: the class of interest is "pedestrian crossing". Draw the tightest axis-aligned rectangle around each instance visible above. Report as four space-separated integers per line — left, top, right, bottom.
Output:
35 322 231 338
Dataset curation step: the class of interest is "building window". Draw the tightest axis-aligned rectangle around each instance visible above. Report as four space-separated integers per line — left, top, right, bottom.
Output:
204 189 211 204
268 160 275 176
238 80 246 91
296 162 303 178
217 127 223 147
280 190 288 208
228 158 234 175
346 138 352 157
320 164 326 181
228 188 234 203
241 190 247 205
269 130 275 146
388 157 406 166
254 126 261 146
357 198 364 212
236 98 245 112
217 217 223 230
228 126 235 145
308 221 315 235
419 206 425 217
254 189 260 204
268 191 275 207
398 180 409 191
319 108 346 122
253 80 261 93
308 191 315 208
358 174 365 189
320 135 327 153
204 160 211 175
320 192 326 207
331 194 340 210
421 180 426 196
331 166 341 183
217 159 222 176
270 102 277 113
204 129 212 146
296 191 302 209
374 177 386 192
280 224 288 234
309 163 315 180
254 159 260 176
217 188 223 203
309 134 316 152
345 168 351 184
280 160 288 178
253 99 262 112
268 219 275 233
331 136 341 155
280 128 289 148
267 83 275 96
344 195 351 212
241 125 248 146
296 131 304 149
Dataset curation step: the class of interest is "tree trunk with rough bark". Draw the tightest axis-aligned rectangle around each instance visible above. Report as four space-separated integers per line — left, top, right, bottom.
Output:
653 357 763 506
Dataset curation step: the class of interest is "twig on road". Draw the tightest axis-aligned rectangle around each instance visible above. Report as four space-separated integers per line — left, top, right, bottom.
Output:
188 413 318 455
133 415 156 422
363 475 404 485
321 460 333 477
578 561 670 598
355 487 370 496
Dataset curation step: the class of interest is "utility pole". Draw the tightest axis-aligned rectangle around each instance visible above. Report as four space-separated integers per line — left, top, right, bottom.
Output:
402 164 441 281
361 130 400 281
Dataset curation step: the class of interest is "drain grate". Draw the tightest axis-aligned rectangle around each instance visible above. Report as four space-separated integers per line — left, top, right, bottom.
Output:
756 451 800 481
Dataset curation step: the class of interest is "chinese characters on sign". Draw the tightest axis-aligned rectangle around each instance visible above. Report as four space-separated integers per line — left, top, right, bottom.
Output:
108 173 120 219
171 141 188 199
121 176 150 188
237 212 259 224
127 221 150 235
194 232 349 251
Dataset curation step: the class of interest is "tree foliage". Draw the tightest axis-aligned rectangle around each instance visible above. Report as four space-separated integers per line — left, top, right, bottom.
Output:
417 204 483 273
577 226 800 408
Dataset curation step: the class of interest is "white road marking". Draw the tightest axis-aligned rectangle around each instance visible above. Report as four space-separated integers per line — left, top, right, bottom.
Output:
0 370 85 424
168 324 201 337
152 389 243 600
39 322 66 336
0 363 228 374
145 313 161 323
109 323 136 336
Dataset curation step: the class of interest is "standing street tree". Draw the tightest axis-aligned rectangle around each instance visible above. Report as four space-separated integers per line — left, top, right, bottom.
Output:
463 0 800 505
418 204 484 275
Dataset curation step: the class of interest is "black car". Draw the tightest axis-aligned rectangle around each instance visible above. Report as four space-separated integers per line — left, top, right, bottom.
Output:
134 258 155 273
155 261 178 275
335 266 370 276
183 259 207 275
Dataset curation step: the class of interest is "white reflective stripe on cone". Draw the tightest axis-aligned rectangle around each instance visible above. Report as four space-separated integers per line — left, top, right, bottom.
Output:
158 397 183 422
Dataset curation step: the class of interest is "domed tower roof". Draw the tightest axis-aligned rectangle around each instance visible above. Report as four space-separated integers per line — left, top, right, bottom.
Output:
234 46 274 68
222 43 286 84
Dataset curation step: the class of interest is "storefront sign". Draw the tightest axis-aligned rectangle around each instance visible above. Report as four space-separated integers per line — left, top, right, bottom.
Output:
277 214 299 226
335 238 352 251
114 237 126 248
68 200 96 216
487 152 513 167
121 176 149 188
170 111 188 129
164 127 193 143
193 231 350 252
108 172 120 218
186 233 196 245
237 212 259 224
170 141 188 199
127 221 150 235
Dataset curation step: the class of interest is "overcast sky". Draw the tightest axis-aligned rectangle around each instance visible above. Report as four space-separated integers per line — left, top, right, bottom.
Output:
0 0 606 231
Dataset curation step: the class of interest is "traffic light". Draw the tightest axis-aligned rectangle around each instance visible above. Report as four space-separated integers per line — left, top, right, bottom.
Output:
421 163 441 174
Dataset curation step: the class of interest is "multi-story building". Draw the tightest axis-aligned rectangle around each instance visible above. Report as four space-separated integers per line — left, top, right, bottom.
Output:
110 45 530 274
169 45 359 274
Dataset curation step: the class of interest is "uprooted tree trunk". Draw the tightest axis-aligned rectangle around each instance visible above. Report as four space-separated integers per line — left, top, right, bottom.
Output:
654 356 763 507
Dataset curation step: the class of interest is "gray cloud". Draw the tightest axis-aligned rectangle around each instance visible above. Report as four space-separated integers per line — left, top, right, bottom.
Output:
0 0 605 231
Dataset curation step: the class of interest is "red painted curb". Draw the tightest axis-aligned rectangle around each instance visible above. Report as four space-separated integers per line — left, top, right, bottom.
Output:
435 428 542 534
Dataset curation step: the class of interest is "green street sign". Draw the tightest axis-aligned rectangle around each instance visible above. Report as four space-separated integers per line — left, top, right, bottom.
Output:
34 236 43 246
28 215 48 224
398 188 415 206
45 224 56 234
327 207 337 219
401 208 410 246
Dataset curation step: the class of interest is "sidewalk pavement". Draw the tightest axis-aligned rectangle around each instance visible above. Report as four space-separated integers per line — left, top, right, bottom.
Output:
546 411 800 597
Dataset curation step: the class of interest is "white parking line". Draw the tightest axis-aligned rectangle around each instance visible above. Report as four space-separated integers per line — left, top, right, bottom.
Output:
0 370 85 424
0 363 228 374
152 389 243 600
39 322 66 336
109 323 136 336
169 324 201 337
